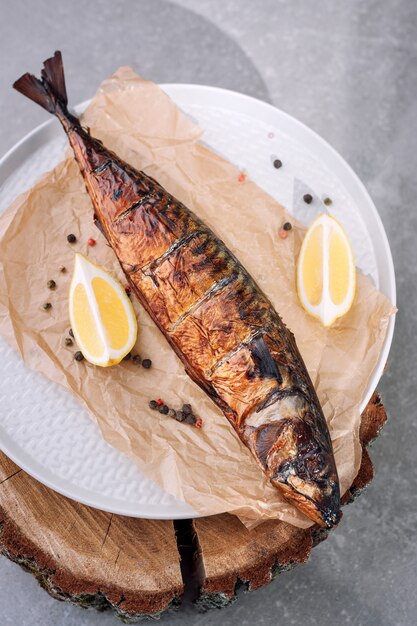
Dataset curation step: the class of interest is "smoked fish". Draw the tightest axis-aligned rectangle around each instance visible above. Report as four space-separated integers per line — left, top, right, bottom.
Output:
14 52 341 527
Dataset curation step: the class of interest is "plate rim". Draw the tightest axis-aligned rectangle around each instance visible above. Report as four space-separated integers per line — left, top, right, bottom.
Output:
0 83 396 518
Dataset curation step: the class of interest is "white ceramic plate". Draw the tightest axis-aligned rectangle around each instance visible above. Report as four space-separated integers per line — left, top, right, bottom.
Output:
0 85 396 519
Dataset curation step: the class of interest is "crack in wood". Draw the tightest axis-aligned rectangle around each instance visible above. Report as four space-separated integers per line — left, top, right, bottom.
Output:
101 514 113 549
0 469 22 485
173 519 205 605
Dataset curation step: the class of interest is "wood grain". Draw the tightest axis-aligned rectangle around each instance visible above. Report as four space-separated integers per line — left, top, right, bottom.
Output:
0 392 386 619
0 466 183 619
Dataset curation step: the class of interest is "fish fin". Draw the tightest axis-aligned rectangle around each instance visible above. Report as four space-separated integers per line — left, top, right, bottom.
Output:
41 51 68 106
13 51 67 114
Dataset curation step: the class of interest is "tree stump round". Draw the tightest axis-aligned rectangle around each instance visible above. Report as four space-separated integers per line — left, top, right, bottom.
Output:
0 392 387 621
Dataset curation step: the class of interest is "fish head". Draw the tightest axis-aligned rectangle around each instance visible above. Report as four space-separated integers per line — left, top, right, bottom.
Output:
244 394 341 528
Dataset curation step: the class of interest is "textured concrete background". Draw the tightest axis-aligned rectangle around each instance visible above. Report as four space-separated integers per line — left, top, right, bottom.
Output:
1 0 416 624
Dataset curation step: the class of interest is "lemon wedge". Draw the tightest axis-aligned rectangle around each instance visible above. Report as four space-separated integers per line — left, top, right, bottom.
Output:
69 254 137 366
296 214 356 327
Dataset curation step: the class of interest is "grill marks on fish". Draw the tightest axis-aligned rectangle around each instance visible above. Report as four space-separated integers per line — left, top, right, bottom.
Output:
80 136 340 527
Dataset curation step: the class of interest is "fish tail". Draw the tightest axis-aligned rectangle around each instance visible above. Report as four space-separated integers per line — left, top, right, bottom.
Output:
13 51 68 116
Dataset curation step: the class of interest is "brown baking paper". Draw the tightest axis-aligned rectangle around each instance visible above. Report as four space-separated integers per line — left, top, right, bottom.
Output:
0 68 395 528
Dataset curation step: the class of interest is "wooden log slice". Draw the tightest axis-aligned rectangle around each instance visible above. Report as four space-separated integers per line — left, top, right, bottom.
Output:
0 392 386 620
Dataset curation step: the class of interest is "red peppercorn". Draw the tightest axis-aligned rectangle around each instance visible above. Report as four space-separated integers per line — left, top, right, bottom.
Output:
238 172 246 183
279 229 288 239
88 238 96 247
195 418 203 429
125 285 131 294
156 399 164 407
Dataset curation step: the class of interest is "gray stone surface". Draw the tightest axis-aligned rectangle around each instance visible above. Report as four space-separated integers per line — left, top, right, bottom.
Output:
0 0 416 624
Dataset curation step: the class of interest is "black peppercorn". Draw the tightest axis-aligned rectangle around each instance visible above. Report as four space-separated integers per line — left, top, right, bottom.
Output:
67 233 77 243
74 351 84 361
158 404 169 415
65 337 73 346
47 279 56 289
175 411 186 422
168 408 176 418
123 352 132 361
283 222 292 231
149 400 158 410
142 358 152 369
303 193 313 204
42 302 52 310
59 265 66 273
69 328 74 337
132 355 141 365
185 413 197 425
182 403 192 415
273 159 282 169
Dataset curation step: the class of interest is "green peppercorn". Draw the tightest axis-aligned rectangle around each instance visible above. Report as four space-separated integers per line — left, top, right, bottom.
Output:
324 197 333 206
142 358 152 369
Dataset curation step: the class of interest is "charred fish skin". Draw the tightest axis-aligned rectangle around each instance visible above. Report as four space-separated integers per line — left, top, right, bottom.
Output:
13 52 340 527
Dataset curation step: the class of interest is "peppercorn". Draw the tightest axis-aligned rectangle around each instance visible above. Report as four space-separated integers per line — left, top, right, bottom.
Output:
182 403 192 415
158 404 169 415
273 159 282 169
65 337 73 346
283 222 292 231
69 328 74 337
124 285 131 294
67 233 77 243
324 197 333 206
238 172 246 182
142 358 152 369
156 399 164 406
149 400 158 410
168 408 176 418
88 238 96 247
278 229 288 239
185 413 197 425
123 352 132 361
303 194 313 204
47 279 56 289
195 418 203 429
59 265 66 273
132 355 141 365
175 411 186 422
42 302 52 310
74 351 84 361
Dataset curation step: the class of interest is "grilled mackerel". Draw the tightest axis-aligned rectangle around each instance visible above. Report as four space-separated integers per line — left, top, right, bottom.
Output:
14 52 340 527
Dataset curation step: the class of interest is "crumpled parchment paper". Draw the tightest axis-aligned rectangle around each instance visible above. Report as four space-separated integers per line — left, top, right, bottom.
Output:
0 68 395 528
